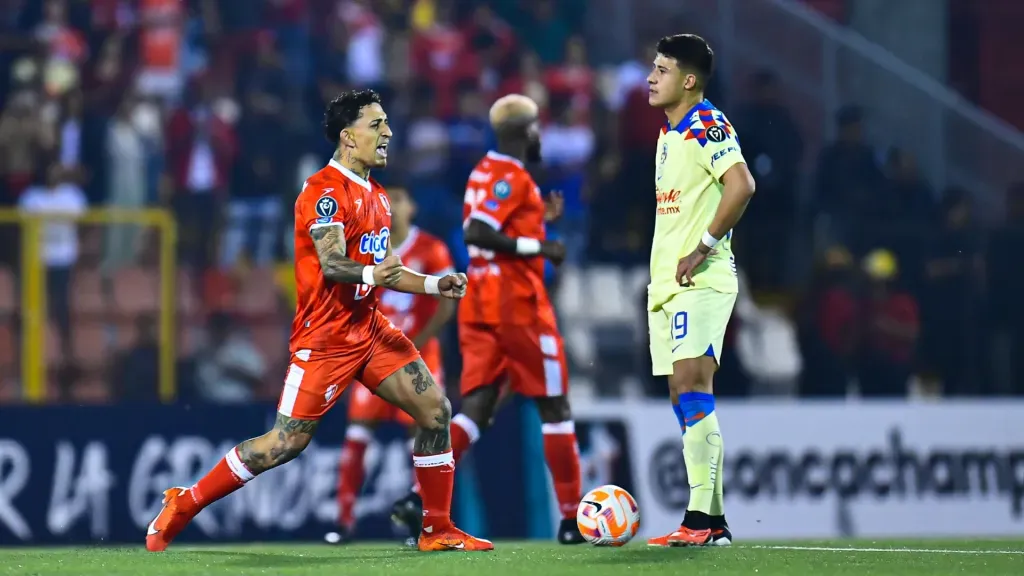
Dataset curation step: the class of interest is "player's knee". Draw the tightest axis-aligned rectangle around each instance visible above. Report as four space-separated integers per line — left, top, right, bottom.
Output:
669 358 714 395
273 430 313 463
535 396 572 423
415 393 452 432
459 386 500 430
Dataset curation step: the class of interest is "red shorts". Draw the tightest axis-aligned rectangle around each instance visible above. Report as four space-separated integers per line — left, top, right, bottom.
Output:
277 311 420 420
459 321 568 398
347 350 444 427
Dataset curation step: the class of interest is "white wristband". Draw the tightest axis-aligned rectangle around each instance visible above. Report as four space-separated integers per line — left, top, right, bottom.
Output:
515 237 542 255
424 275 441 295
701 231 720 249
362 265 376 286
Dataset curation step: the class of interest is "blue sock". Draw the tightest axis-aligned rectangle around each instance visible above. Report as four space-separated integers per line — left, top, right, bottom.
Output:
678 392 715 428
671 402 687 436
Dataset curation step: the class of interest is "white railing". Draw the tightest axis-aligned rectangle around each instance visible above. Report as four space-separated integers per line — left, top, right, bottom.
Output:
673 0 1024 221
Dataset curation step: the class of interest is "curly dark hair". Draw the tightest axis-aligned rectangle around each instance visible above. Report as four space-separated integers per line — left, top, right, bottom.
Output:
322 89 383 145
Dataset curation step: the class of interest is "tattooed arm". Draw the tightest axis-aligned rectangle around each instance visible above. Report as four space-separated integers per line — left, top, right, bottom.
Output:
310 225 366 283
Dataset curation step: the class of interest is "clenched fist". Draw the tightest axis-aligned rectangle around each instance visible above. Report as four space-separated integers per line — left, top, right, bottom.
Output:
373 255 403 287
438 273 468 299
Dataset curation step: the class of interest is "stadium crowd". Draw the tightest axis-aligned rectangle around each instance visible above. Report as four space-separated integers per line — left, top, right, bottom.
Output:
0 0 1021 404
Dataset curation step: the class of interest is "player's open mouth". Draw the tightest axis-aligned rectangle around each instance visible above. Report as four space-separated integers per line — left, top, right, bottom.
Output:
376 142 389 158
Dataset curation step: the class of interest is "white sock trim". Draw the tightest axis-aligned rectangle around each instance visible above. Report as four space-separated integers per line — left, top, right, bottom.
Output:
413 451 454 468
452 413 481 443
345 424 374 443
225 447 255 482
541 420 575 435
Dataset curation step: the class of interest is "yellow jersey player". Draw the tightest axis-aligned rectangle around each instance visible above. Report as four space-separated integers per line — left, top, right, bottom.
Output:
644 34 756 547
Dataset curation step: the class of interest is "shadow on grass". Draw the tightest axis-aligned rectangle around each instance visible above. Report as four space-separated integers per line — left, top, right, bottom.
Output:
191 549 416 568
585 546 708 566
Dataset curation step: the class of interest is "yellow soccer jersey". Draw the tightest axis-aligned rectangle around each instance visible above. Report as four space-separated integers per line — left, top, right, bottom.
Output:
648 99 745 312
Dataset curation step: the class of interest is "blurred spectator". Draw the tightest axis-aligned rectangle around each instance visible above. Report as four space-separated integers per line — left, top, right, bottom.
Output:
989 183 1024 395
406 83 449 182
57 90 84 172
797 247 857 397
166 79 237 269
18 163 86 350
523 0 569 64
0 90 51 201
812 106 884 250
499 51 549 114
338 0 385 89
136 0 184 101
112 314 160 402
541 97 595 263
734 71 804 289
546 36 594 118
103 93 148 271
864 148 936 278
193 312 266 403
220 33 289 268
857 249 919 397
446 82 489 189
921 188 985 395
410 0 467 118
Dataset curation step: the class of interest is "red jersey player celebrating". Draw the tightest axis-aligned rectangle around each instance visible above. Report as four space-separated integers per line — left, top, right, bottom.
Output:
391 94 585 545
334 185 456 543
145 90 492 553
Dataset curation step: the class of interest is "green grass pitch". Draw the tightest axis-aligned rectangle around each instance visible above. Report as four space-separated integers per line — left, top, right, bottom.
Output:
3 540 1022 575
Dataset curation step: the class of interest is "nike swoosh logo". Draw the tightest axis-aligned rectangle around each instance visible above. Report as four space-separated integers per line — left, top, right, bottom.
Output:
147 519 159 536
443 542 465 549
689 484 704 489
672 344 683 353
582 500 603 513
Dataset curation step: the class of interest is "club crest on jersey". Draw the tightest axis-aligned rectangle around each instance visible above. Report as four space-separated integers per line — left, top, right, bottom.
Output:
493 180 511 200
378 193 392 215
657 141 668 181
359 227 390 264
316 196 338 219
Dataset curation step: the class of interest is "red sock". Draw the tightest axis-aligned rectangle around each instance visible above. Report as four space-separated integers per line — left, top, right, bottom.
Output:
542 421 582 519
337 427 371 528
413 450 454 532
450 413 480 465
189 447 254 511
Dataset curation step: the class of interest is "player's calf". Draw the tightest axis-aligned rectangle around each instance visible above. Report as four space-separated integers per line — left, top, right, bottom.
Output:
337 421 375 533
146 414 318 552
534 396 585 544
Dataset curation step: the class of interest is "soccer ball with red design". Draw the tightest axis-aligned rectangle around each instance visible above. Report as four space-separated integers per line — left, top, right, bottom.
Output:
576 485 640 546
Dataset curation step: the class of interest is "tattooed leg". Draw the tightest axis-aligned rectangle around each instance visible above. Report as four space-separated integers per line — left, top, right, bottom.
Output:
236 414 319 474
376 359 452 455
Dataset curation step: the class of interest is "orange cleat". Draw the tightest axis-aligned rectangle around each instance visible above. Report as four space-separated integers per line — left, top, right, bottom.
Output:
417 524 494 552
145 487 198 552
647 525 713 547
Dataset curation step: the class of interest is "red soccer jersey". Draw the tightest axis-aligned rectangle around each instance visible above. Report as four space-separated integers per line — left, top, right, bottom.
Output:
290 159 394 352
461 151 556 327
378 226 454 370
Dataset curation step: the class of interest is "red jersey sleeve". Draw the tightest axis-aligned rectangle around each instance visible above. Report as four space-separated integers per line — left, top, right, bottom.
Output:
465 171 529 231
299 181 353 237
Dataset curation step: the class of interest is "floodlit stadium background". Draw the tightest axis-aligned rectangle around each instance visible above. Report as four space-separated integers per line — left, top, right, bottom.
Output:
0 0 1022 545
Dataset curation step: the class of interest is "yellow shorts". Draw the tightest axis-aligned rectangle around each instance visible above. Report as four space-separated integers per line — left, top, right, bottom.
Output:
648 289 738 376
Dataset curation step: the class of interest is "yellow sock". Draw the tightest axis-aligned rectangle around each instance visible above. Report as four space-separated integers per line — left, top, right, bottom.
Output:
679 392 720 516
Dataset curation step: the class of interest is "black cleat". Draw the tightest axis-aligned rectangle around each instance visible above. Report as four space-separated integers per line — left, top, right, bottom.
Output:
557 517 587 545
390 491 423 544
710 515 733 546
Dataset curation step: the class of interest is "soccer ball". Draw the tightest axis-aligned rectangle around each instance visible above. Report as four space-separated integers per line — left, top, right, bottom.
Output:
576 485 640 546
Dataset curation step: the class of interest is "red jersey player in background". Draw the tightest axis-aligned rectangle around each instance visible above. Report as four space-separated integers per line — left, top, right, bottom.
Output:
391 94 585 545
145 90 492 553
334 185 456 543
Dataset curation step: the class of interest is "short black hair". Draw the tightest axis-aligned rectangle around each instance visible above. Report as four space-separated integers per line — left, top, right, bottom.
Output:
322 89 382 145
656 34 714 86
